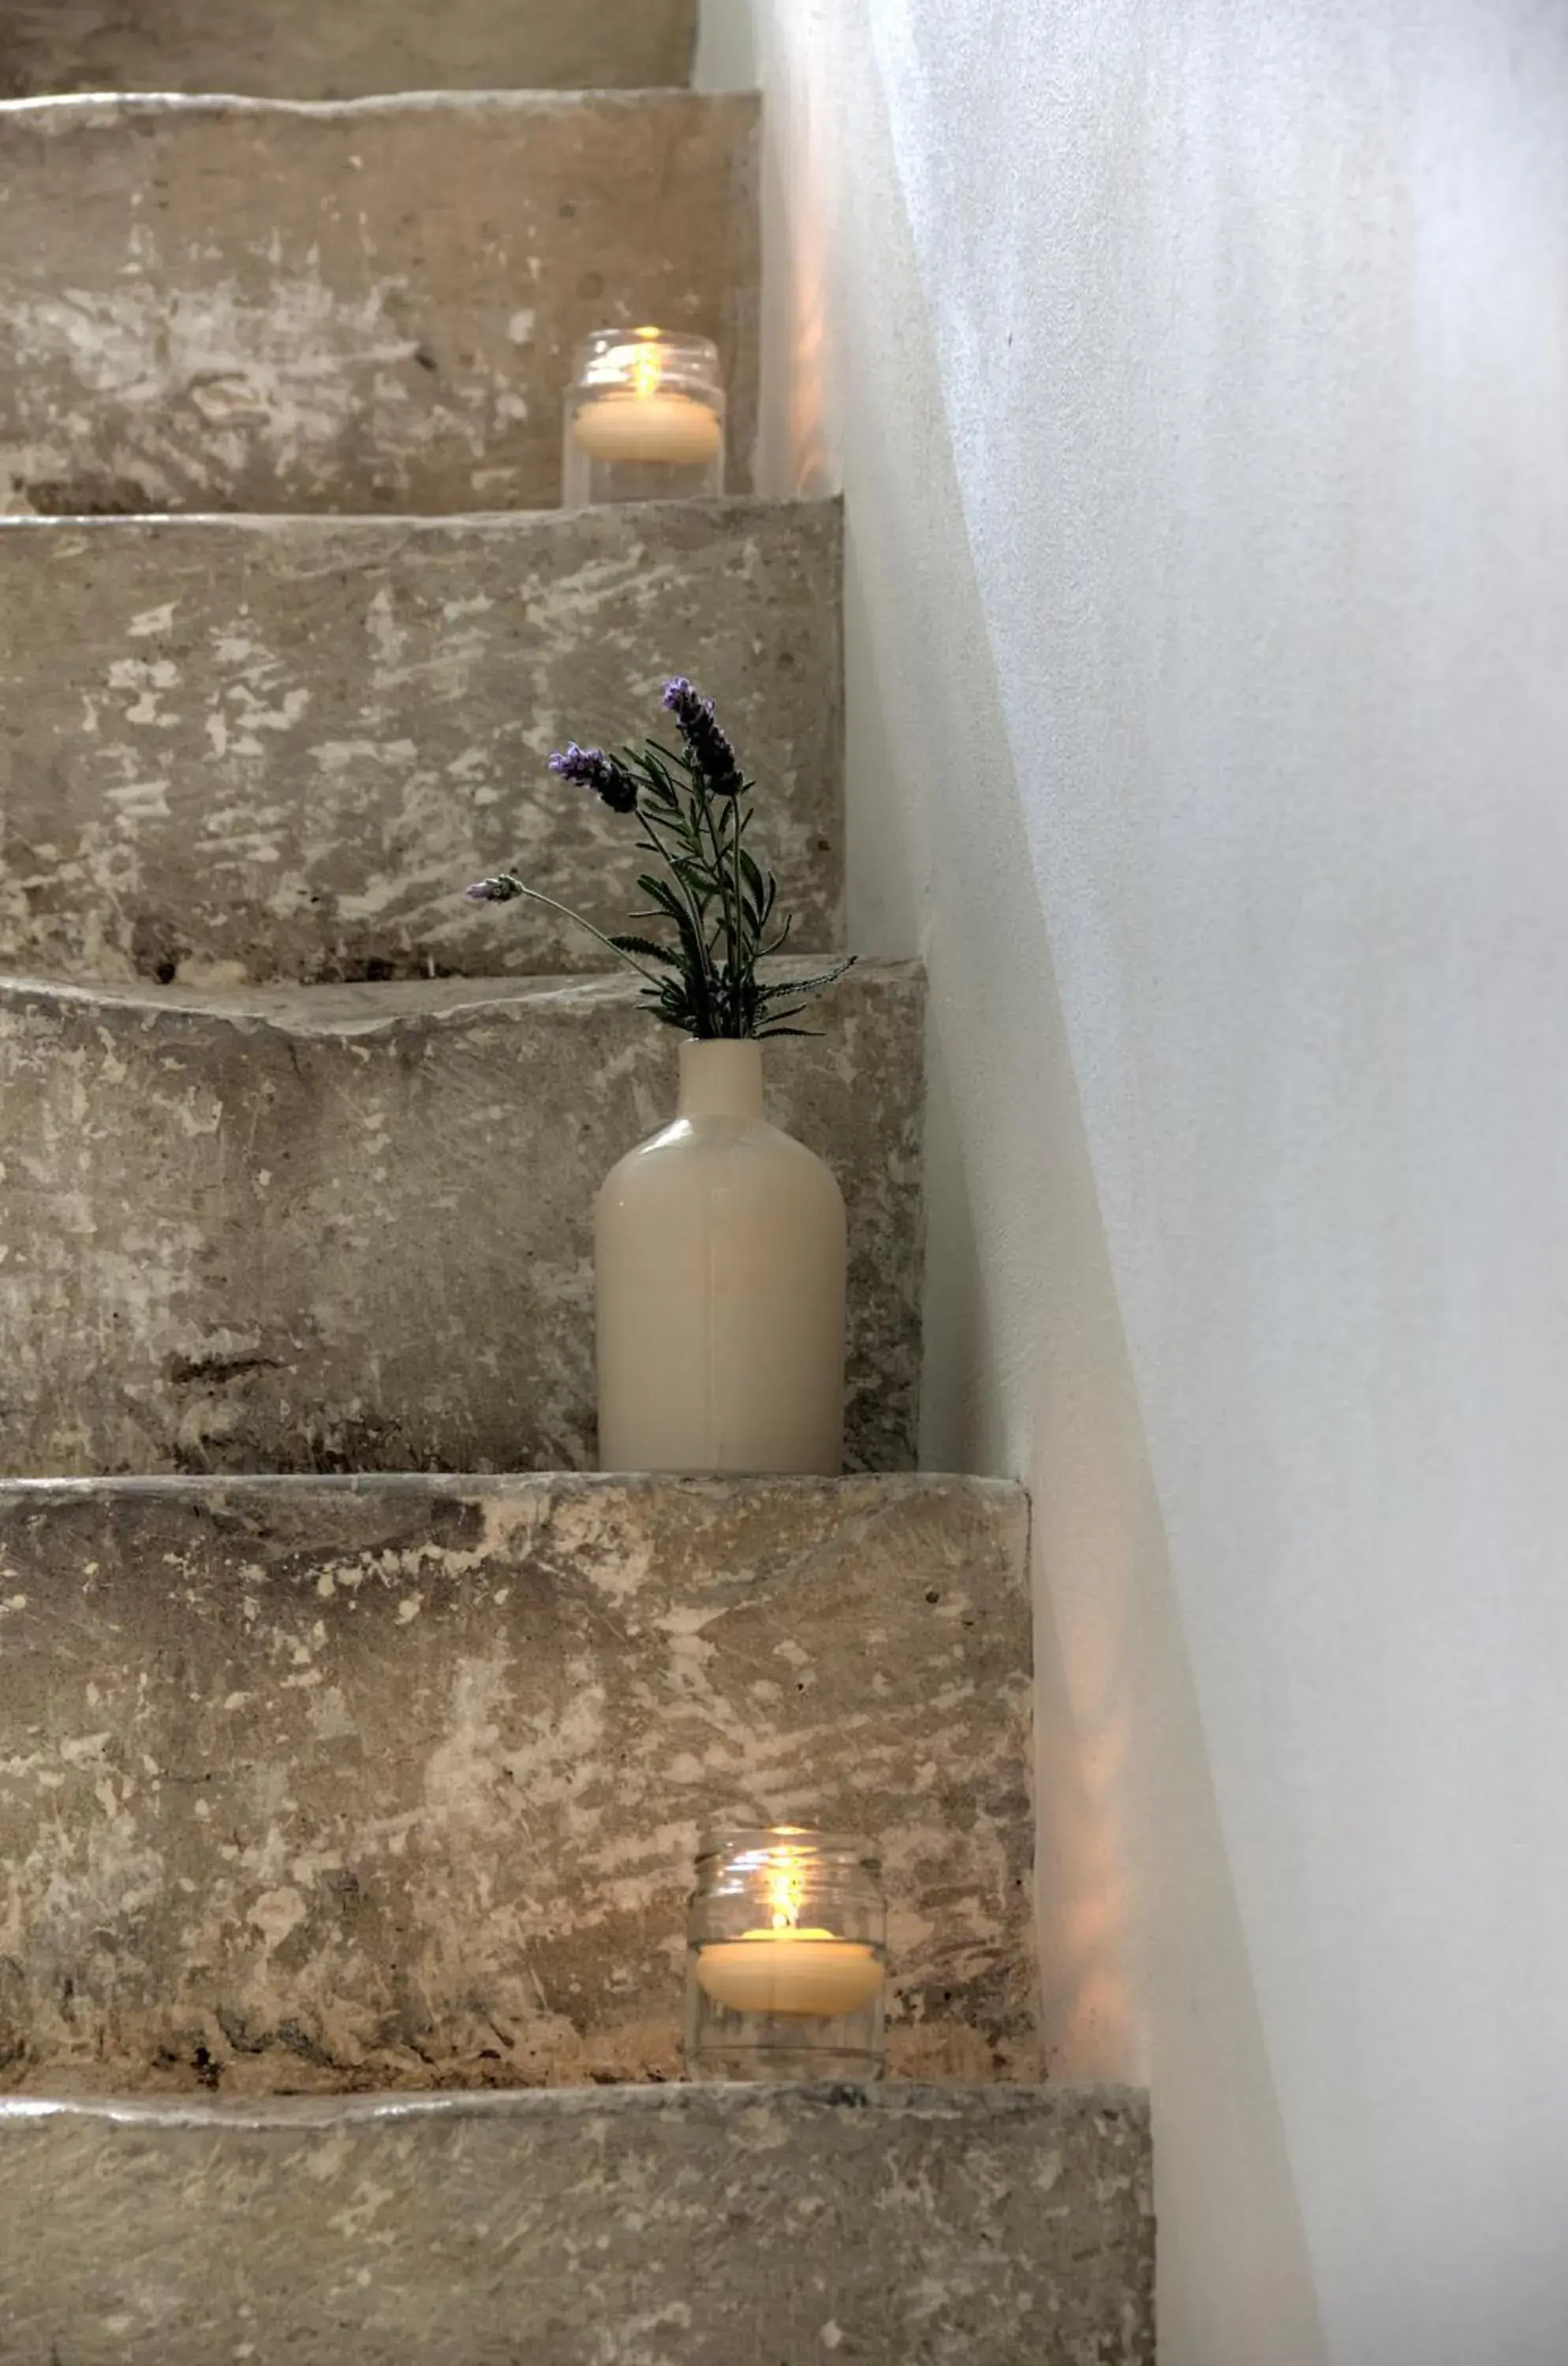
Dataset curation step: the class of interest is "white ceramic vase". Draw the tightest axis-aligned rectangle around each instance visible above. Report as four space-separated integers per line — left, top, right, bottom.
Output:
595 1039 847 1474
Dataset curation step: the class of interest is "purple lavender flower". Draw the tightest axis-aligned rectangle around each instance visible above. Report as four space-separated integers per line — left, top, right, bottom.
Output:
465 873 525 903
549 741 640 814
662 677 744 797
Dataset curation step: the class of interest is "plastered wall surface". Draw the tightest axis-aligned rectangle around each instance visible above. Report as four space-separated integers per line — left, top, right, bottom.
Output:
701 3 1568 2360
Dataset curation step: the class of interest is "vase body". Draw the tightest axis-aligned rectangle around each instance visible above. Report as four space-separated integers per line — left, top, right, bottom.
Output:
595 1039 846 1474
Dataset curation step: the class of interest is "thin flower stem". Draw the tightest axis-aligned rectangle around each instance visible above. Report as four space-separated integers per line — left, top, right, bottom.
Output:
691 774 729 1014
731 789 746 1030
497 879 666 990
689 765 743 1028
646 737 745 1024
637 802 719 1020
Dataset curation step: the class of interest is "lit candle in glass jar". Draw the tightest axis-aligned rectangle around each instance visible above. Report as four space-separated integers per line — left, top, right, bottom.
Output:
563 327 726 506
696 1926 884 2017
696 1847 881 2017
685 1829 888 2080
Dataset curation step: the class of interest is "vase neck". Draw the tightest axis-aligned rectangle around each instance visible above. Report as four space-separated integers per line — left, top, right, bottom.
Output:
679 1037 765 1120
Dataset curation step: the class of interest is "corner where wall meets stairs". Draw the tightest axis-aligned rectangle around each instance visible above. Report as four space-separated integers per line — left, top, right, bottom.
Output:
0 0 1155 2357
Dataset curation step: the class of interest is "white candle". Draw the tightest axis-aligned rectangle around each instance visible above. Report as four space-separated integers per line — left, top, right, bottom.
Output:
696 1927 883 2019
572 388 722 468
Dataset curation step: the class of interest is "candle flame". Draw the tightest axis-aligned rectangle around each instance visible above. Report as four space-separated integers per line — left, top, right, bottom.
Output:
766 1849 808 1932
629 327 665 401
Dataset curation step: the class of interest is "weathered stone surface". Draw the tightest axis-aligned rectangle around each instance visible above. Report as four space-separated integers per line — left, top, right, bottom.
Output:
0 963 922 1476
0 1473 1029 2092
0 2086 1155 2366
0 94 758 515
0 0 698 99
0 500 842 984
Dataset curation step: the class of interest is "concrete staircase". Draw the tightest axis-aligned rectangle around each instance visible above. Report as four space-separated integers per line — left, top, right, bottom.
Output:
0 6 1154 2359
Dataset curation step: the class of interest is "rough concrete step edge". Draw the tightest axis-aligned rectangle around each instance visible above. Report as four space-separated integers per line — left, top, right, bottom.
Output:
0 88 756 124
0 2081 1144 2135
0 958 921 1036
0 1469 1023 1510
0 491 832 539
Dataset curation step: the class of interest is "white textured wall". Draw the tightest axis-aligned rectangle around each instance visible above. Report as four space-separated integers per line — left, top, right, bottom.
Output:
702 2 1568 2360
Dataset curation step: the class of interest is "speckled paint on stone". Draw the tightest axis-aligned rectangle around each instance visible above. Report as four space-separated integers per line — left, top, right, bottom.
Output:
0 0 698 98
0 2086 1155 2365
0 500 842 984
0 93 758 515
0 963 922 1476
0 1474 1029 2093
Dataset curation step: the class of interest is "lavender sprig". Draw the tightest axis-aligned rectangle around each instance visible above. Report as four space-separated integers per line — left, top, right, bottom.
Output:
461 679 853 1038
548 742 639 814
661 677 745 799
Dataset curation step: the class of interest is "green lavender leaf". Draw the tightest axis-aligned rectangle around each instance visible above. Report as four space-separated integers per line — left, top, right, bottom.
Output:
757 960 857 999
609 934 679 965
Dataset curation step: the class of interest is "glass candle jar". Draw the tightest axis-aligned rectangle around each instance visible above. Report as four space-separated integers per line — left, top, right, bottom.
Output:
562 327 726 508
685 1828 887 2084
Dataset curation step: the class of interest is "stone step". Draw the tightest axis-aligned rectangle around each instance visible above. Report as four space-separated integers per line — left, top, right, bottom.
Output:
0 499 842 986
0 93 758 517
0 1472 1028 2093
0 0 698 99
0 963 922 1477
0 2088 1155 2365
